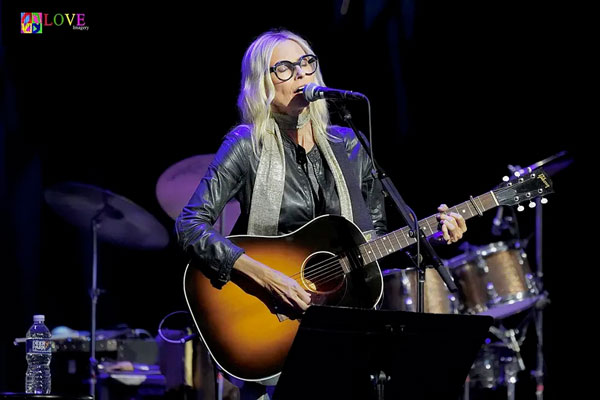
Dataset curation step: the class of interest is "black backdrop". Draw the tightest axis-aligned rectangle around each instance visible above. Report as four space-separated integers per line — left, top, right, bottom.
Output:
0 1 586 398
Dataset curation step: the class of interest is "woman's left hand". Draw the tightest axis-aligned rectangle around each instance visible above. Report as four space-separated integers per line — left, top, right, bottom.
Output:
437 204 467 244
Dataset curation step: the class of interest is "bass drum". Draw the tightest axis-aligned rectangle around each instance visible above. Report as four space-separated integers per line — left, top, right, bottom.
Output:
381 267 460 314
447 240 540 319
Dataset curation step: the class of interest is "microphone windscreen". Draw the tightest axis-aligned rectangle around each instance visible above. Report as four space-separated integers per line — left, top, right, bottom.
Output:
303 82 321 102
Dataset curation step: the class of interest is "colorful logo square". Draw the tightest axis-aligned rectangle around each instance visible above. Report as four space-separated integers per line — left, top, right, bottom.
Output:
21 12 43 34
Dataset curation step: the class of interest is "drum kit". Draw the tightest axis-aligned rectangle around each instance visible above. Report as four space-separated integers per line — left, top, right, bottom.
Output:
382 239 546 398
382 151 571 400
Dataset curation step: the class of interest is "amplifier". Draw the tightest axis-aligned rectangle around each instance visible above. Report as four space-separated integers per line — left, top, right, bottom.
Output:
52 337 158 364
51 333 159 395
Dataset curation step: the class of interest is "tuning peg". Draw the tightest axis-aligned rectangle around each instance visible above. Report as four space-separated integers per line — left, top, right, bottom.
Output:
517 205 525 212
529 201 536 208
541 197 548 205
502 176 510 182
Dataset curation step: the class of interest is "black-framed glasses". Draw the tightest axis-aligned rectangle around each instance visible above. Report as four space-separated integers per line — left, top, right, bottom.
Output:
269 54 318 82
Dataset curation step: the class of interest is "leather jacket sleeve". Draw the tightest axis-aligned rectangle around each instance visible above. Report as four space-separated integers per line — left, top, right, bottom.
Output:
175 127 252 288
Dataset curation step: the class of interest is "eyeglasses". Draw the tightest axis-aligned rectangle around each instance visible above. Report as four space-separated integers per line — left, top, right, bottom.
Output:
269 54 318 82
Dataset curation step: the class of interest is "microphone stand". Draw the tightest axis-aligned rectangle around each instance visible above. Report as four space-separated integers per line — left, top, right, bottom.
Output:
333 102 457 313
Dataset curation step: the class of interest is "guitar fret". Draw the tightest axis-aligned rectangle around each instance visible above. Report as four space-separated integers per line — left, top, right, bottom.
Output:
380 236 393 255
402 228 415 246
462 201 475 218
480 194 489 211
484 192 498 210
467 202 479 217
373 237 385 259
466 202 474 217
359 246 369 263
363 243 375 264
477 196 486 214
423 218 435 235
391 231 404 252
490 191 500 207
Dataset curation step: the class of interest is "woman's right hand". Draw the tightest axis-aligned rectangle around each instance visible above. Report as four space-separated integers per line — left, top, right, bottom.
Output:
232 254 312 314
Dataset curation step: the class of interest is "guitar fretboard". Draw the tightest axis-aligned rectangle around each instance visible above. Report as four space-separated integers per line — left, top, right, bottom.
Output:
358 191 499 264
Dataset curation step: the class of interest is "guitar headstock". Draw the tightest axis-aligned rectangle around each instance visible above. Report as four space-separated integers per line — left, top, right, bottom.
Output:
493 168 554 208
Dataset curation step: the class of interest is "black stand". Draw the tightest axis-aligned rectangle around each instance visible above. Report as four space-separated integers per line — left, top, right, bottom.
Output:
273 305 493 400
508 153 568 400
88 201 123 399
333 103 457 311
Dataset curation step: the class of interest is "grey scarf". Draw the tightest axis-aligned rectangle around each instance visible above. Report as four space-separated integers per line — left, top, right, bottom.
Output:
247 113 353 235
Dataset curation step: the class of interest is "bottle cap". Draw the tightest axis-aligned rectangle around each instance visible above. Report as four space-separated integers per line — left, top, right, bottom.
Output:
33 315 45 322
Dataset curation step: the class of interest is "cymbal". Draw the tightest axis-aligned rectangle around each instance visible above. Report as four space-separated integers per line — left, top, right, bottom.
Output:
45 182 169 250
156 154 215 220
155 154 240 235
511 150 573 177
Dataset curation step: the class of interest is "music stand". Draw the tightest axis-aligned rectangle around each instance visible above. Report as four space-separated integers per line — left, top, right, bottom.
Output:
273 305 493 400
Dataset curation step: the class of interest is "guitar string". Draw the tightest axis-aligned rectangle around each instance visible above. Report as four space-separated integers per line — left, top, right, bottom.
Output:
287 254 342 280
307 263 354 287
299 202 513 288
309 268 351 287
285 205 479 287
291 257 344 284
287 227 425 285
287 228 414 283
290 249 370 288
287 239 394 287
298 262 344 287
292 207 472 284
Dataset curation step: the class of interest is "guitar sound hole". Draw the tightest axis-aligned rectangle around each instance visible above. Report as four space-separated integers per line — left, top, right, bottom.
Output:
301 251 344 294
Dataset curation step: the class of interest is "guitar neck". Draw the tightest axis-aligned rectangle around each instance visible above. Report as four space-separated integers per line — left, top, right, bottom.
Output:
358 191 499 264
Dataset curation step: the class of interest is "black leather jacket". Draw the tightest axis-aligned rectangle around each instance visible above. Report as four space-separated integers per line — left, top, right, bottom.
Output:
175 124 387 287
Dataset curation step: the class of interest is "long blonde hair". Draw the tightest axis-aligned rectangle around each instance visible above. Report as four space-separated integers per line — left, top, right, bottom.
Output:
236 30 333 154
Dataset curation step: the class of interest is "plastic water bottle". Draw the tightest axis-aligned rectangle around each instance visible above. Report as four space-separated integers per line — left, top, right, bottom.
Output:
25 314 52 394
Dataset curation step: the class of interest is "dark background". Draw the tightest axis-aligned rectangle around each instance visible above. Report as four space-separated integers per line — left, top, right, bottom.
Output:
1 0 586 398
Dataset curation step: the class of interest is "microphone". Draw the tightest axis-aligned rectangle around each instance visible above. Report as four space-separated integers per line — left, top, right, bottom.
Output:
302 82 366 102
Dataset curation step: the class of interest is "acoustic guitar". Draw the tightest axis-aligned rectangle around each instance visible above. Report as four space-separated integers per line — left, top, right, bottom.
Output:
184 170 553 382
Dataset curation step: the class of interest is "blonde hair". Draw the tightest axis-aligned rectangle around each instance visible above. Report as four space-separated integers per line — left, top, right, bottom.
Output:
236 29 333 154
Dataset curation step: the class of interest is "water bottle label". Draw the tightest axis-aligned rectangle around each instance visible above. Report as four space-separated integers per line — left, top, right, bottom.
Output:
26 338 52 354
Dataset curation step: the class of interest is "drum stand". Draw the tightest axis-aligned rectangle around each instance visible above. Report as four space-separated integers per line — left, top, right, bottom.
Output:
489 325 527 400
510 162 554 399
532 197 547 400
463 320 529 400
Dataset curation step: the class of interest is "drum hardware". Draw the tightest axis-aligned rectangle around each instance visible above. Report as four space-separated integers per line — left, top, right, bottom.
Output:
45 182 169 398
465 323 530 400
505 151 570 399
